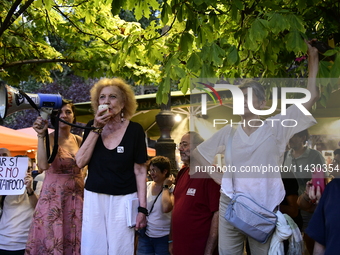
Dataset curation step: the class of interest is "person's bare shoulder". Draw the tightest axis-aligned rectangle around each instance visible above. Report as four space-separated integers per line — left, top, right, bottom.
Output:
74 134 83 147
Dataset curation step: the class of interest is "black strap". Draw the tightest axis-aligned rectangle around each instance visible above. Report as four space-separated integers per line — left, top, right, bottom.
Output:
33 180 38 191
227 126 237 192
58 118 94 130
149 186 163 215
283 150 288 162
0 195 6 210
18 89 40 112
47 111 60 163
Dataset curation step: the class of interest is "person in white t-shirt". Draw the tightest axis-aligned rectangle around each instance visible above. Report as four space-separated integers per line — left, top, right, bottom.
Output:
192 41 320 255
0 155 42 255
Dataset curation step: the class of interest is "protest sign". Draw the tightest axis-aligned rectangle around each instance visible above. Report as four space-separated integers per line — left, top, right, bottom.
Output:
0 156 28 195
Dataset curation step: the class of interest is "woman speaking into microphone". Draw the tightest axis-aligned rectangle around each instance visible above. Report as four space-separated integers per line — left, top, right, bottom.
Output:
76 78 148 255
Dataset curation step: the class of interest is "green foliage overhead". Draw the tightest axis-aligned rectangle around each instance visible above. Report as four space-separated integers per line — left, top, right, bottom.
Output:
0 0 339 105
0 0 160 86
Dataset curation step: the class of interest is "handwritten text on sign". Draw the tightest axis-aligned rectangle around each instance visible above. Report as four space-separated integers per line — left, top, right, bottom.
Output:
0 157 28 195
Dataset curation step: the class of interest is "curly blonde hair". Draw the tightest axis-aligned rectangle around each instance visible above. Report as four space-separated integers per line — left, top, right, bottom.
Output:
90 78 137 120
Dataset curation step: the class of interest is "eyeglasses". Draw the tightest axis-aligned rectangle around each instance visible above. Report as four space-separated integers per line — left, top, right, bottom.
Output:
0 153 9 156
176 142 190 150
149 169 159 174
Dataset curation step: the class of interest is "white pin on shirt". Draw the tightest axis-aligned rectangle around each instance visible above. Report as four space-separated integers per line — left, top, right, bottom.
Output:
186 188 196 196
117 146 124 153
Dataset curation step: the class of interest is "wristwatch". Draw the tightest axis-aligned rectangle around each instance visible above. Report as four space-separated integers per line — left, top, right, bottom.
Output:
163 185 169 189
27 190 34 196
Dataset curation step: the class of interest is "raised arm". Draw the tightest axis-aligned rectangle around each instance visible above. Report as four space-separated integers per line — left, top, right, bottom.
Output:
303 40 320 111
24 171 39 208
75 109 108 168
161 177 174 213
297 181 319 213
75 129 100 168
33 116 50 171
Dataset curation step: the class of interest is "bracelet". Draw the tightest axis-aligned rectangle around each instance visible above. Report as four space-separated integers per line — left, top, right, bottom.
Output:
168 240 173 244
27 190 34 196
303 192 310 202
138 206 149 216
91 125 103 135
37 134 45 138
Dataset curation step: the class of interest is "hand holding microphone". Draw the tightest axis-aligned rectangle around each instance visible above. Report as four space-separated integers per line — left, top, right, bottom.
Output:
93 104 112 128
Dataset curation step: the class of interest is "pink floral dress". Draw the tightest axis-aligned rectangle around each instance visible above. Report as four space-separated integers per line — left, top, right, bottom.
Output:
25 146 84 255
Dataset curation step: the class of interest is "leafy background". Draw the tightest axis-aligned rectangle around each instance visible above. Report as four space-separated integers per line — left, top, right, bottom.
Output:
1 0 339 129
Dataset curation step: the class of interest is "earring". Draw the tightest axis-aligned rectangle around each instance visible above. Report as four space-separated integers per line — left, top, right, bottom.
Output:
121 111 125 122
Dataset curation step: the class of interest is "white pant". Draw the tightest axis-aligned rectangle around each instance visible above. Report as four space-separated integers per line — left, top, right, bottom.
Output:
81 190 136 255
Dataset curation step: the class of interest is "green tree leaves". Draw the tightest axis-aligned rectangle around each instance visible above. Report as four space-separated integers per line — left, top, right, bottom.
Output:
249 19 269 43
0 0 339 106
285 30 307 54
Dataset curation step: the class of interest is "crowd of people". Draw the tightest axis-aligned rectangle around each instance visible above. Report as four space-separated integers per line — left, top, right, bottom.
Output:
0 40 339 255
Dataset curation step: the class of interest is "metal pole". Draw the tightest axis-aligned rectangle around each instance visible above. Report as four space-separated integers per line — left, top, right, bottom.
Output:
154 93 178 175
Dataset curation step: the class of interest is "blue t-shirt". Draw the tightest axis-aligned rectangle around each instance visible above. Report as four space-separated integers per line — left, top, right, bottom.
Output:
305 178 340 255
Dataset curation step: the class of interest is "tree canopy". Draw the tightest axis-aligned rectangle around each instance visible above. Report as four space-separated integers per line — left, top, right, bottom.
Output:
1 0 339 106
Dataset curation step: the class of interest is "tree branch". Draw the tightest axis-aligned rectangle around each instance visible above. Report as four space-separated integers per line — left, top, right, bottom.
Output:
13 0 35 23
149 10 178 41
0 0 22 37
1 58 81 68
44 9 62 48
53 6 118 50
0 0 35 37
